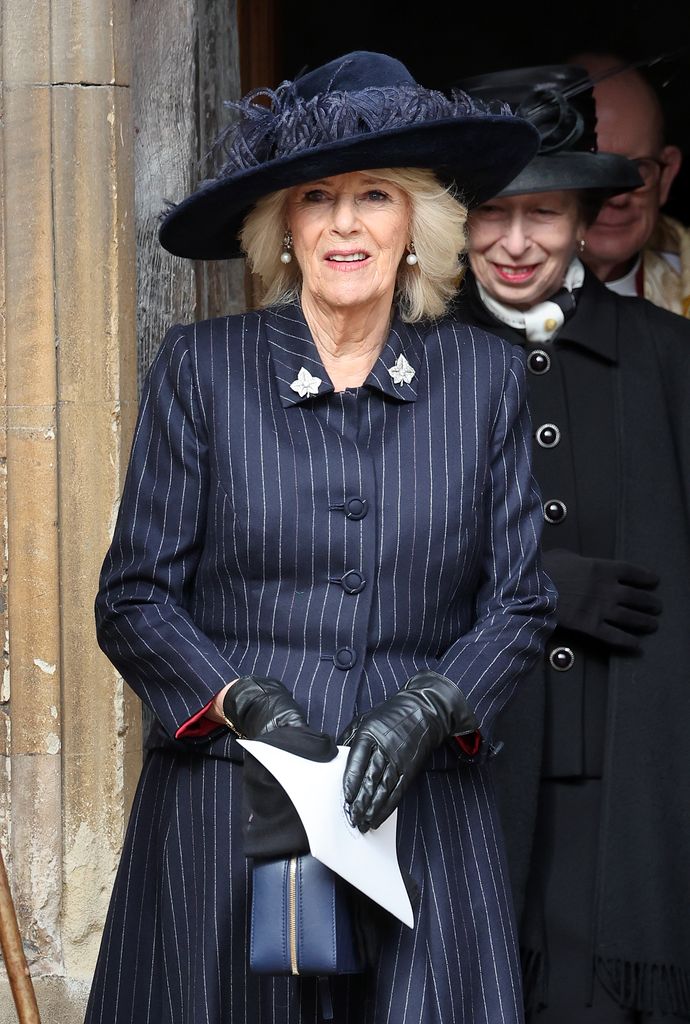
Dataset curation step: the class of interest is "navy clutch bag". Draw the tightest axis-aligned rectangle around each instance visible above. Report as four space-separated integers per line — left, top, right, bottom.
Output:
250 853 364 976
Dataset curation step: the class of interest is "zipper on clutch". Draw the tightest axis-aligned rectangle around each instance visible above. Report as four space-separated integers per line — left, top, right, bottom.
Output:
289 856 299 975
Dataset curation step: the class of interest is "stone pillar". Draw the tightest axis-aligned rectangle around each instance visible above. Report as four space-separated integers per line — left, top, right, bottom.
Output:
0 0 141 1018
1 0 246 1018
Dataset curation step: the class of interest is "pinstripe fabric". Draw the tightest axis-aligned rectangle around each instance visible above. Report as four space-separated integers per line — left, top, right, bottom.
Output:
86 303 555 1024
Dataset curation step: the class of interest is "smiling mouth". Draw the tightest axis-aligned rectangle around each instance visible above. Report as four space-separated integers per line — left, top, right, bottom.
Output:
326 252 369 263
494 264 539 282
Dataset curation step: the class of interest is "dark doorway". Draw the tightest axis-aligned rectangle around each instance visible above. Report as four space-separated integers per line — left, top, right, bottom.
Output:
273 1 690 222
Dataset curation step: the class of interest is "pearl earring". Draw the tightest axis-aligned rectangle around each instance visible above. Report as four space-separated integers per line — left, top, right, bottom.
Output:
577 238 586 254
406 241 418 266
280 229 293 264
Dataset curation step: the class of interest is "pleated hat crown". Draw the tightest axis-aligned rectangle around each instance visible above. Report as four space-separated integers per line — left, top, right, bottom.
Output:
456 64 643 198
158 50 542 260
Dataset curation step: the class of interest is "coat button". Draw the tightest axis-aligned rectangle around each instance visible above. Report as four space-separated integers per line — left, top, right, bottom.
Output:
536 423 561 448
543 499 567 524
334 647 357 670
345 497 368 520
527 349 551 374
338 570 366 595
549 646 575 671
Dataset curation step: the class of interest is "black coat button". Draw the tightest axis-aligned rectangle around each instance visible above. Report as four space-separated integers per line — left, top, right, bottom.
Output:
549 646 575 671
543 499 567 524
338 570 366 595
536 423 561 448
334 647 357 670
345 497 368 520
527 350 551 374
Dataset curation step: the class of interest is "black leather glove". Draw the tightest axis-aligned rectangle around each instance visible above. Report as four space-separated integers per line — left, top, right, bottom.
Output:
222 675 308 739
340 671 479 833
543 549 662 652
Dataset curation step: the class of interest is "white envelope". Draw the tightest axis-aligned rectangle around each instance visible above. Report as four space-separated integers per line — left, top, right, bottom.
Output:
238 739 414 928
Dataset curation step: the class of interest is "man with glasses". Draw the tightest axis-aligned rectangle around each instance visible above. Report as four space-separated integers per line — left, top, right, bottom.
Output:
568 51 688 316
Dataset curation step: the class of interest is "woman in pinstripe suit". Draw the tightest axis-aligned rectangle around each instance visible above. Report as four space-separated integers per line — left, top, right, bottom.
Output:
84 51 556 1024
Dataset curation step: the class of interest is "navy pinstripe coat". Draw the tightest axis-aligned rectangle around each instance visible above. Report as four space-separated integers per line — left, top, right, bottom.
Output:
85 303 556 1024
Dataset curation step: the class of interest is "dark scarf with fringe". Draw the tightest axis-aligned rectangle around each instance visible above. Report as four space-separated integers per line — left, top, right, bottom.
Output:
456 270 690 1020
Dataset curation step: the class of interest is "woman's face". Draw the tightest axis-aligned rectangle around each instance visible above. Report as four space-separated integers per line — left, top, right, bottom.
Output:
467 191 587 310
285 171 411 316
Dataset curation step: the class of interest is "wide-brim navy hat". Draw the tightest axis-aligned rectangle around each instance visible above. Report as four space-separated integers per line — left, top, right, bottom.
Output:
456 64 643 199
158 50 541 260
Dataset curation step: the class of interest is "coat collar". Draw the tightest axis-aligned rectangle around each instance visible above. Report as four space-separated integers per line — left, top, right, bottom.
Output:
563 269 619 364
264 304 335 407
363 316 422 402
264 303 422 407
457 269 619 365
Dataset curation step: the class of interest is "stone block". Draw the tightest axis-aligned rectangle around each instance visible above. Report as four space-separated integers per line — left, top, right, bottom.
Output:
57 398 143 816
6 428 60 754
0 977 89 1024
3 88 57 412
52 84 136 407
10 754 62 972
51 0 131 86
2 0 51 84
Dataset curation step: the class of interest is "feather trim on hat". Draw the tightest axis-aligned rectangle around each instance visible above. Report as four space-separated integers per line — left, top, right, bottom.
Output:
207 82 510 179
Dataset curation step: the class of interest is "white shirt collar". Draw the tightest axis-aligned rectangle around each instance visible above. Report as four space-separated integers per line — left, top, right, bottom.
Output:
476 258 585 342
605 254 642 298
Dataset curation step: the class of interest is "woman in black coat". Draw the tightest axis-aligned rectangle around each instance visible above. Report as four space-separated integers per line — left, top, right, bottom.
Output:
83 51 556 1024
454 64 690 1024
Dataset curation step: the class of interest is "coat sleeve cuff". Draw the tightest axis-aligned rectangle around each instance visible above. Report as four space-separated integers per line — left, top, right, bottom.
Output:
175 696 223 739
455 731 482 756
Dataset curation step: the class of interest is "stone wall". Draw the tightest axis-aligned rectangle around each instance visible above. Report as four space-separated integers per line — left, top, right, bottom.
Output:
0 0 242 1019
0 0 141 1017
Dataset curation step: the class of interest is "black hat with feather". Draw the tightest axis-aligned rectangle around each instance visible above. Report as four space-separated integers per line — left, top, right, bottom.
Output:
456 64 643 198
158 50 540 260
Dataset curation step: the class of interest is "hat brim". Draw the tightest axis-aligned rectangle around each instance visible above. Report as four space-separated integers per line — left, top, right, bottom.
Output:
158 116 539 260
498 152 644 198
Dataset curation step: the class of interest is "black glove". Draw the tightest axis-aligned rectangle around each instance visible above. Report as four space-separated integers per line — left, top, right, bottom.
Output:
340 671 479 833
543 549 662 652
243 726 337 858
222 674 308 739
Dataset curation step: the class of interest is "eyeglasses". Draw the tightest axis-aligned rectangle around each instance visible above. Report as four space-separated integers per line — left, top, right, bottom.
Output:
631 157 666 192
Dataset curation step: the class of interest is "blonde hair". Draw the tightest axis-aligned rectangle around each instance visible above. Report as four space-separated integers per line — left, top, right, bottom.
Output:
238 167 468 322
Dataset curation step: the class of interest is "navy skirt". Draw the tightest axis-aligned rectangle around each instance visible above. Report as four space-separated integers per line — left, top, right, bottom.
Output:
84 749 524 1024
